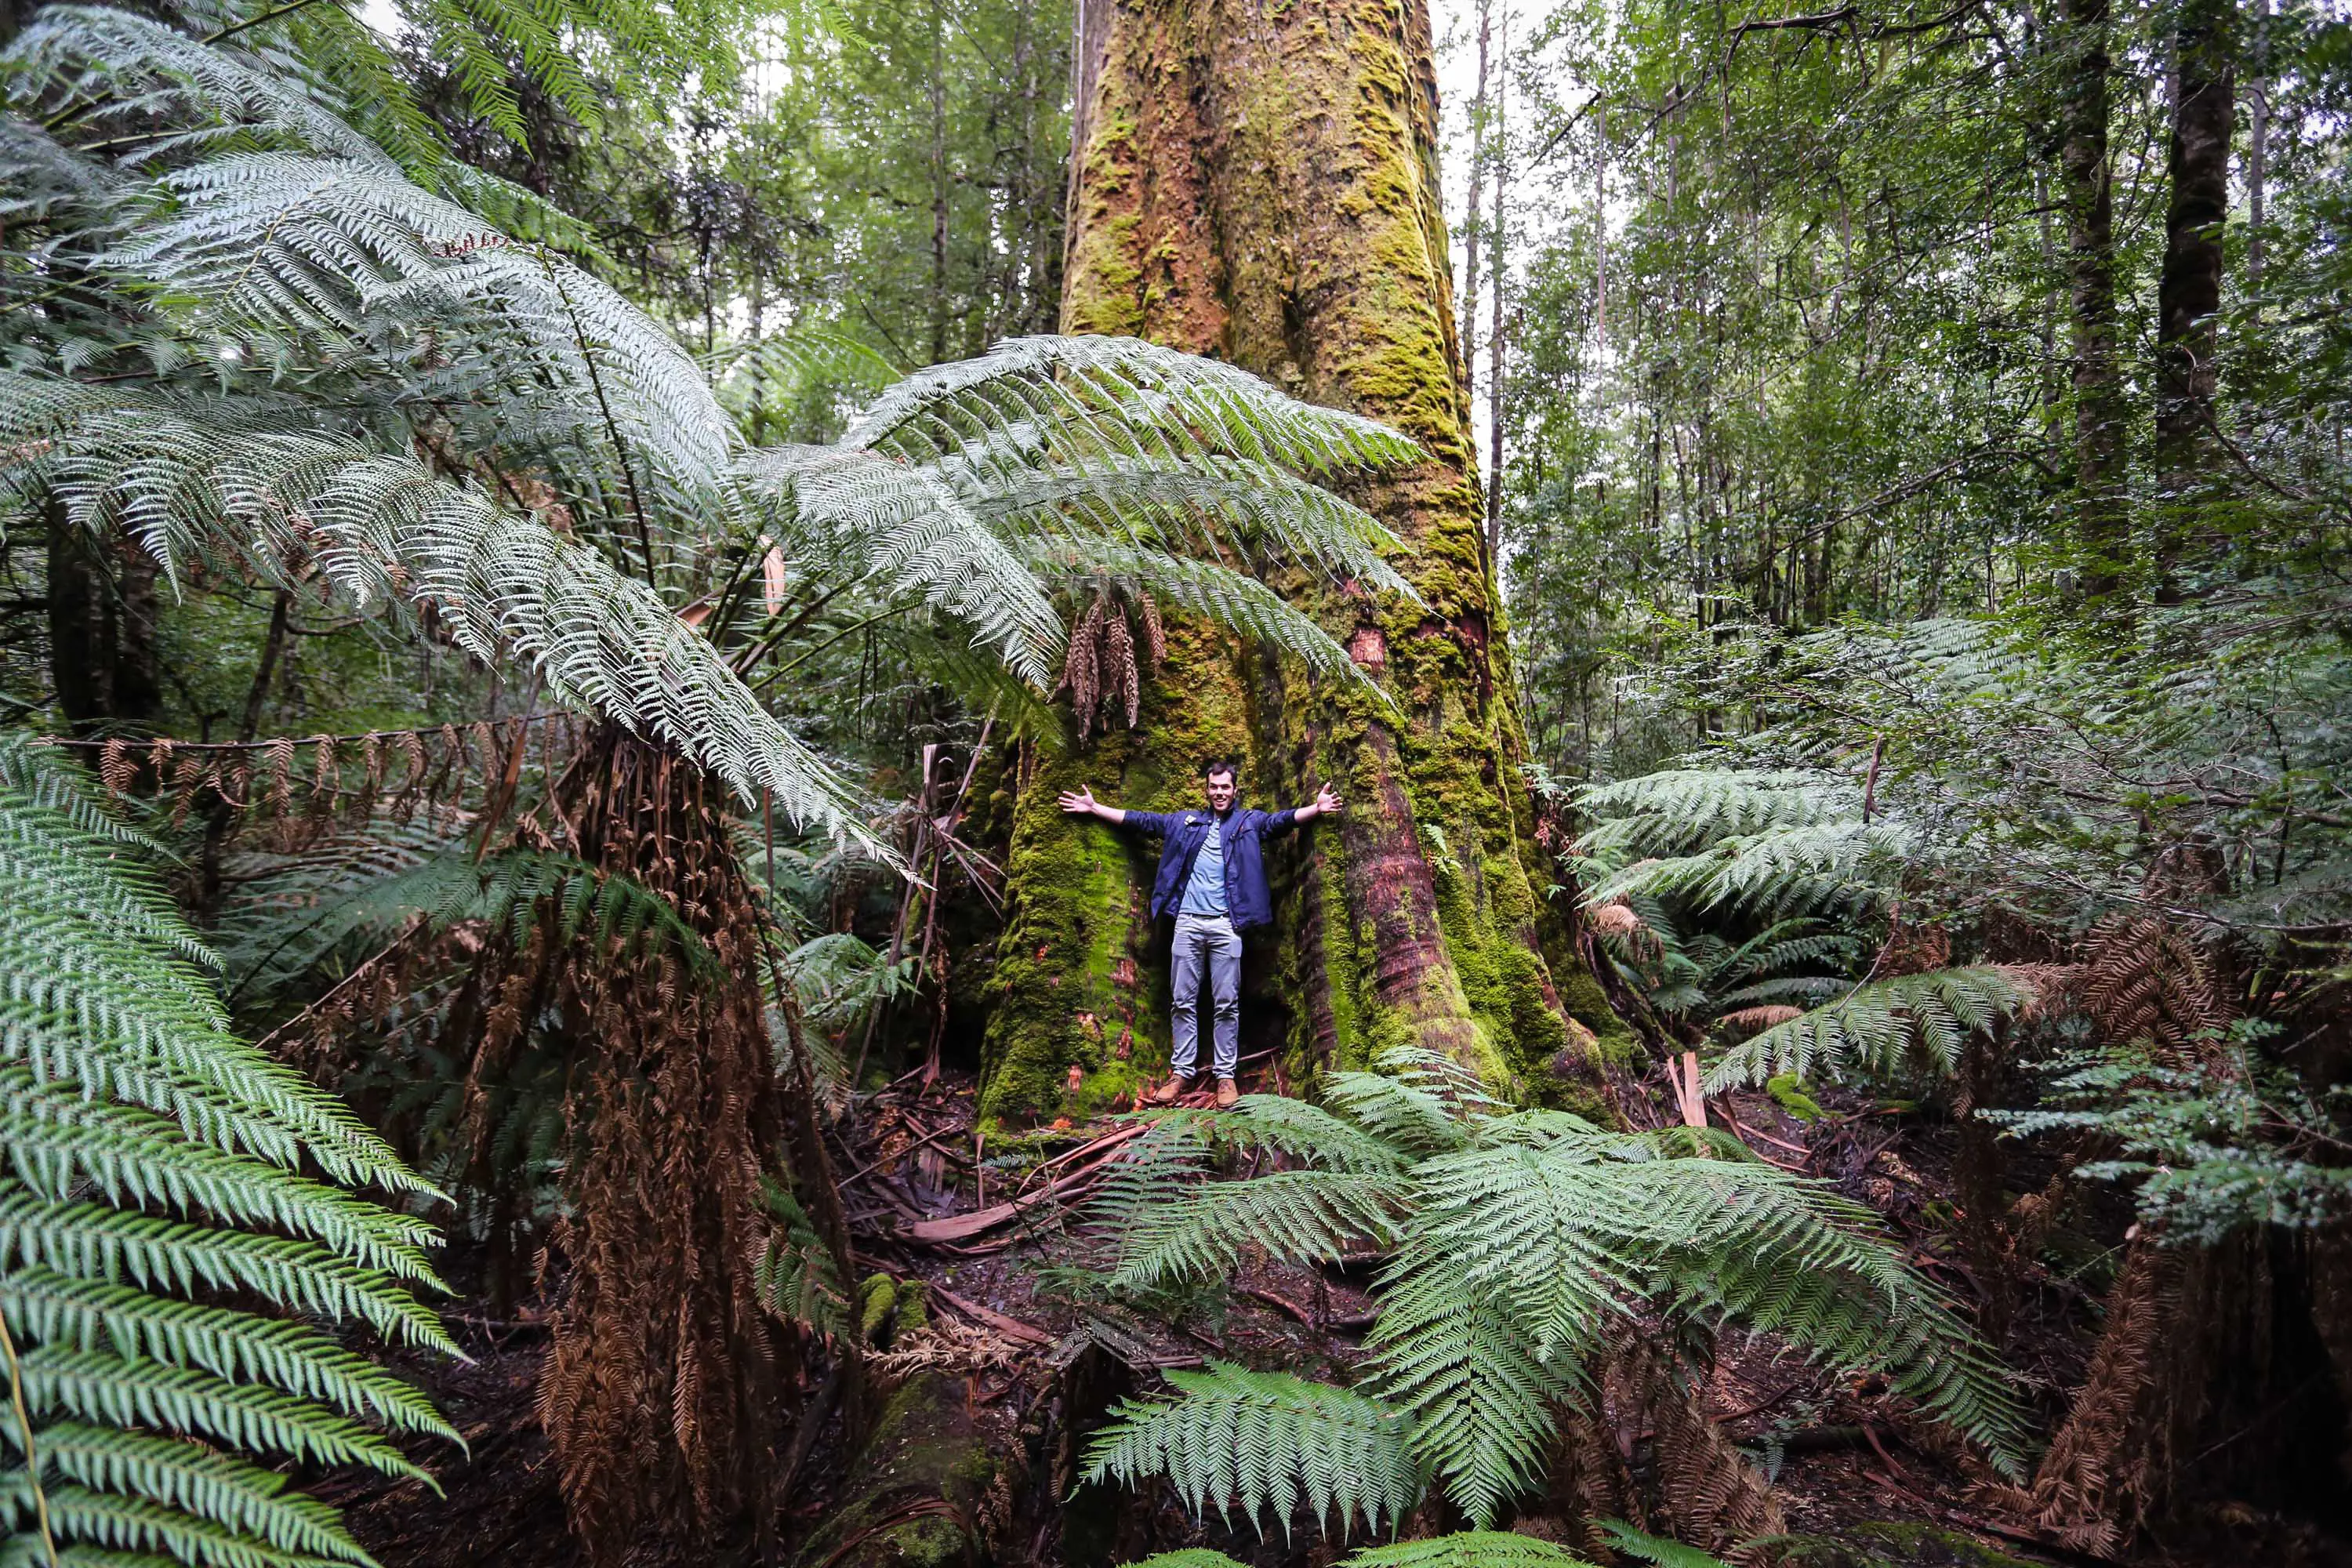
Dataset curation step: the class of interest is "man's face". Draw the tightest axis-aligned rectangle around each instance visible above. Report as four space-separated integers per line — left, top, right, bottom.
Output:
1204 770 1236 813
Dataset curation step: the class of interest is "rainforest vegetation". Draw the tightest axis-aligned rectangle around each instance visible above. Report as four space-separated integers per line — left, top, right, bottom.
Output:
1 0 2347 1561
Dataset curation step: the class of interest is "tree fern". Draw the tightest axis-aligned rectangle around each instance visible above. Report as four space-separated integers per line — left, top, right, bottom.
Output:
1080 1050 2028 1537
0 735 455 1568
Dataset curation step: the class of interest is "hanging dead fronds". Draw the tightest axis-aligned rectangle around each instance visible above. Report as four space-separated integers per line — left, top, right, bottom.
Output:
1054 592 1167 738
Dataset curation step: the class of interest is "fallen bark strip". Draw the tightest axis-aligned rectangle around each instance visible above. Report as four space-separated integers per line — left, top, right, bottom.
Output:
900 1122 1152 1245
927 1284 1053 1347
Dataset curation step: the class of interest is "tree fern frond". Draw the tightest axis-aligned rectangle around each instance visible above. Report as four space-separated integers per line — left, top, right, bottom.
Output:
5 379 875 844
1317 1068 1473 1159
0 1189 457 1356
1595 1522 1730 1568
1576 770 1859 857
1019 541 1372 690
16 1346 428 1478
1103 1168 1407 1291
0 1272 453 1439
2 1083 443 1276
1704 967 2036 1091
1582 821 1911 921
842 335 1423 478
742 444 1064 687
109 151 733 487
11 1425 372 1565
958 453 1414 601
1081 1363 1423 1538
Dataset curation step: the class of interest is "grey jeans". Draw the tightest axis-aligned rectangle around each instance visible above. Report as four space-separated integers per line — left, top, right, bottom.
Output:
1170 912 1243 1080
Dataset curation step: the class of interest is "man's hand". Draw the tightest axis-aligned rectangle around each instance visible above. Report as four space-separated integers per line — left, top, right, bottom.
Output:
1058 786 1099 816
1300 782 1344 821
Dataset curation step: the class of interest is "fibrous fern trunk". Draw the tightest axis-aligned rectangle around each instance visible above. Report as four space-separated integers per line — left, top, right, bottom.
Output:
512 730 844 1559
978 0 1630 1124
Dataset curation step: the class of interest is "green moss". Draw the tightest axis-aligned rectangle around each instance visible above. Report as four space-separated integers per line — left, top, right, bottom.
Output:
859 1273 898 1344
978 626 1256 1128
793 1373 993 1568
1768 1073 1826 1123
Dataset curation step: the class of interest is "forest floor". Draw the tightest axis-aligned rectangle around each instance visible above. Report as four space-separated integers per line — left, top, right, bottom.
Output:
325 1059 2351 1568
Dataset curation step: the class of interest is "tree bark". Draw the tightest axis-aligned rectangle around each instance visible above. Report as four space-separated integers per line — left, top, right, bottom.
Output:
978 0 1630 1126
2153 0 2235 602
2053 0 2131 604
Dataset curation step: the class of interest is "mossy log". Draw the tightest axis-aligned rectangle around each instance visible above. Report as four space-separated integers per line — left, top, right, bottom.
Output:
977 0 1632 1127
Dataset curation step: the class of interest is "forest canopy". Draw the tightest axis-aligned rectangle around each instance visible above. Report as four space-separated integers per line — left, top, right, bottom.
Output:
2 0 2347 1563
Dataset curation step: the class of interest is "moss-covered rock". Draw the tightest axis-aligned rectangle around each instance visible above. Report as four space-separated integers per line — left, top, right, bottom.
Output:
792 1373 996 1568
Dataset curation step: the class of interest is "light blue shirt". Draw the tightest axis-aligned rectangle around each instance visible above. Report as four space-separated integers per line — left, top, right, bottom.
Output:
1178 816 1229 916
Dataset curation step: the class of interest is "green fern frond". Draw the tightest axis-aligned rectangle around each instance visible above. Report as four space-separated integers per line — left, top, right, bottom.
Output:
1081 1363 1423 1537
1102 1167 1406 1291
1364 1259 1576 1530
1704 967 2035 1091
0 729 454 1568
1576 770 1858 856
843 335 1423 478
11 1425 372 1565
1021 541 1372 689
17 1346 427 1479
1125 1554 1249 1568
1595 1523 1729 1568
0 1190 455 1356
0 1272 453 1439
1317 1069 1474 1159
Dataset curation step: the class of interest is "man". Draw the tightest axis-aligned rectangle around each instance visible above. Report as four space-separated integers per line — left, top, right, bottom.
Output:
1058 760 1342 1107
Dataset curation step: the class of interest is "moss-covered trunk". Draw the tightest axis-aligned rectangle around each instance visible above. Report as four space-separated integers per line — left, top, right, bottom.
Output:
978 0 1630 1126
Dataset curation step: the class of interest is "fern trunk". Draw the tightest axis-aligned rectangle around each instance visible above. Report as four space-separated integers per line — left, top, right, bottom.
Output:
978 0 1631 1125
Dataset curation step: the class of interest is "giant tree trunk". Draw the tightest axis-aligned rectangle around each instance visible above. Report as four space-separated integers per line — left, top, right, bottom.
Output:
977 0 1630 1126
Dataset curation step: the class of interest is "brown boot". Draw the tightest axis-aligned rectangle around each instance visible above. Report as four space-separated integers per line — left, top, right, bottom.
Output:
1145 1074 1194 1107
1215 1078 1240 1108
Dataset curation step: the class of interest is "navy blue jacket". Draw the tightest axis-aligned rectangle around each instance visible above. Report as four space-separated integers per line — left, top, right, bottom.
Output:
1120 806 1301 931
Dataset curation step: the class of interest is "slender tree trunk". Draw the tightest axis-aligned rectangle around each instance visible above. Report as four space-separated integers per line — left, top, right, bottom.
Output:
979 0 1629 1127
1486 17 1508 568
2247 0 2268 292
928 0 950 365
46 510 112 734
1594 97 1607 361
2153 0 2235 601
1461 0 1492 426
2054 0 2131 603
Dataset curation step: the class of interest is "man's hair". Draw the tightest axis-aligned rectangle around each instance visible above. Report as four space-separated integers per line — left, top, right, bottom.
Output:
1202 757 1240 783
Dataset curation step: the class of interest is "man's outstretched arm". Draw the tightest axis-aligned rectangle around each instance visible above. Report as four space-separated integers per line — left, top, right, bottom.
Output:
1266 782 1345 835
1058 785 1129 826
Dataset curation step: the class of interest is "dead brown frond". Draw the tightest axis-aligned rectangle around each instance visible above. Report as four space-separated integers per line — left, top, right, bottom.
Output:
527 731 801 1560
1874 905 1951 976
1985 1238 2180 1555
1613 1341 1785 1557
1102 607 1140 729
1717 1004 1805 1033
1061 596 1103 735
2080 916 2231 1063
